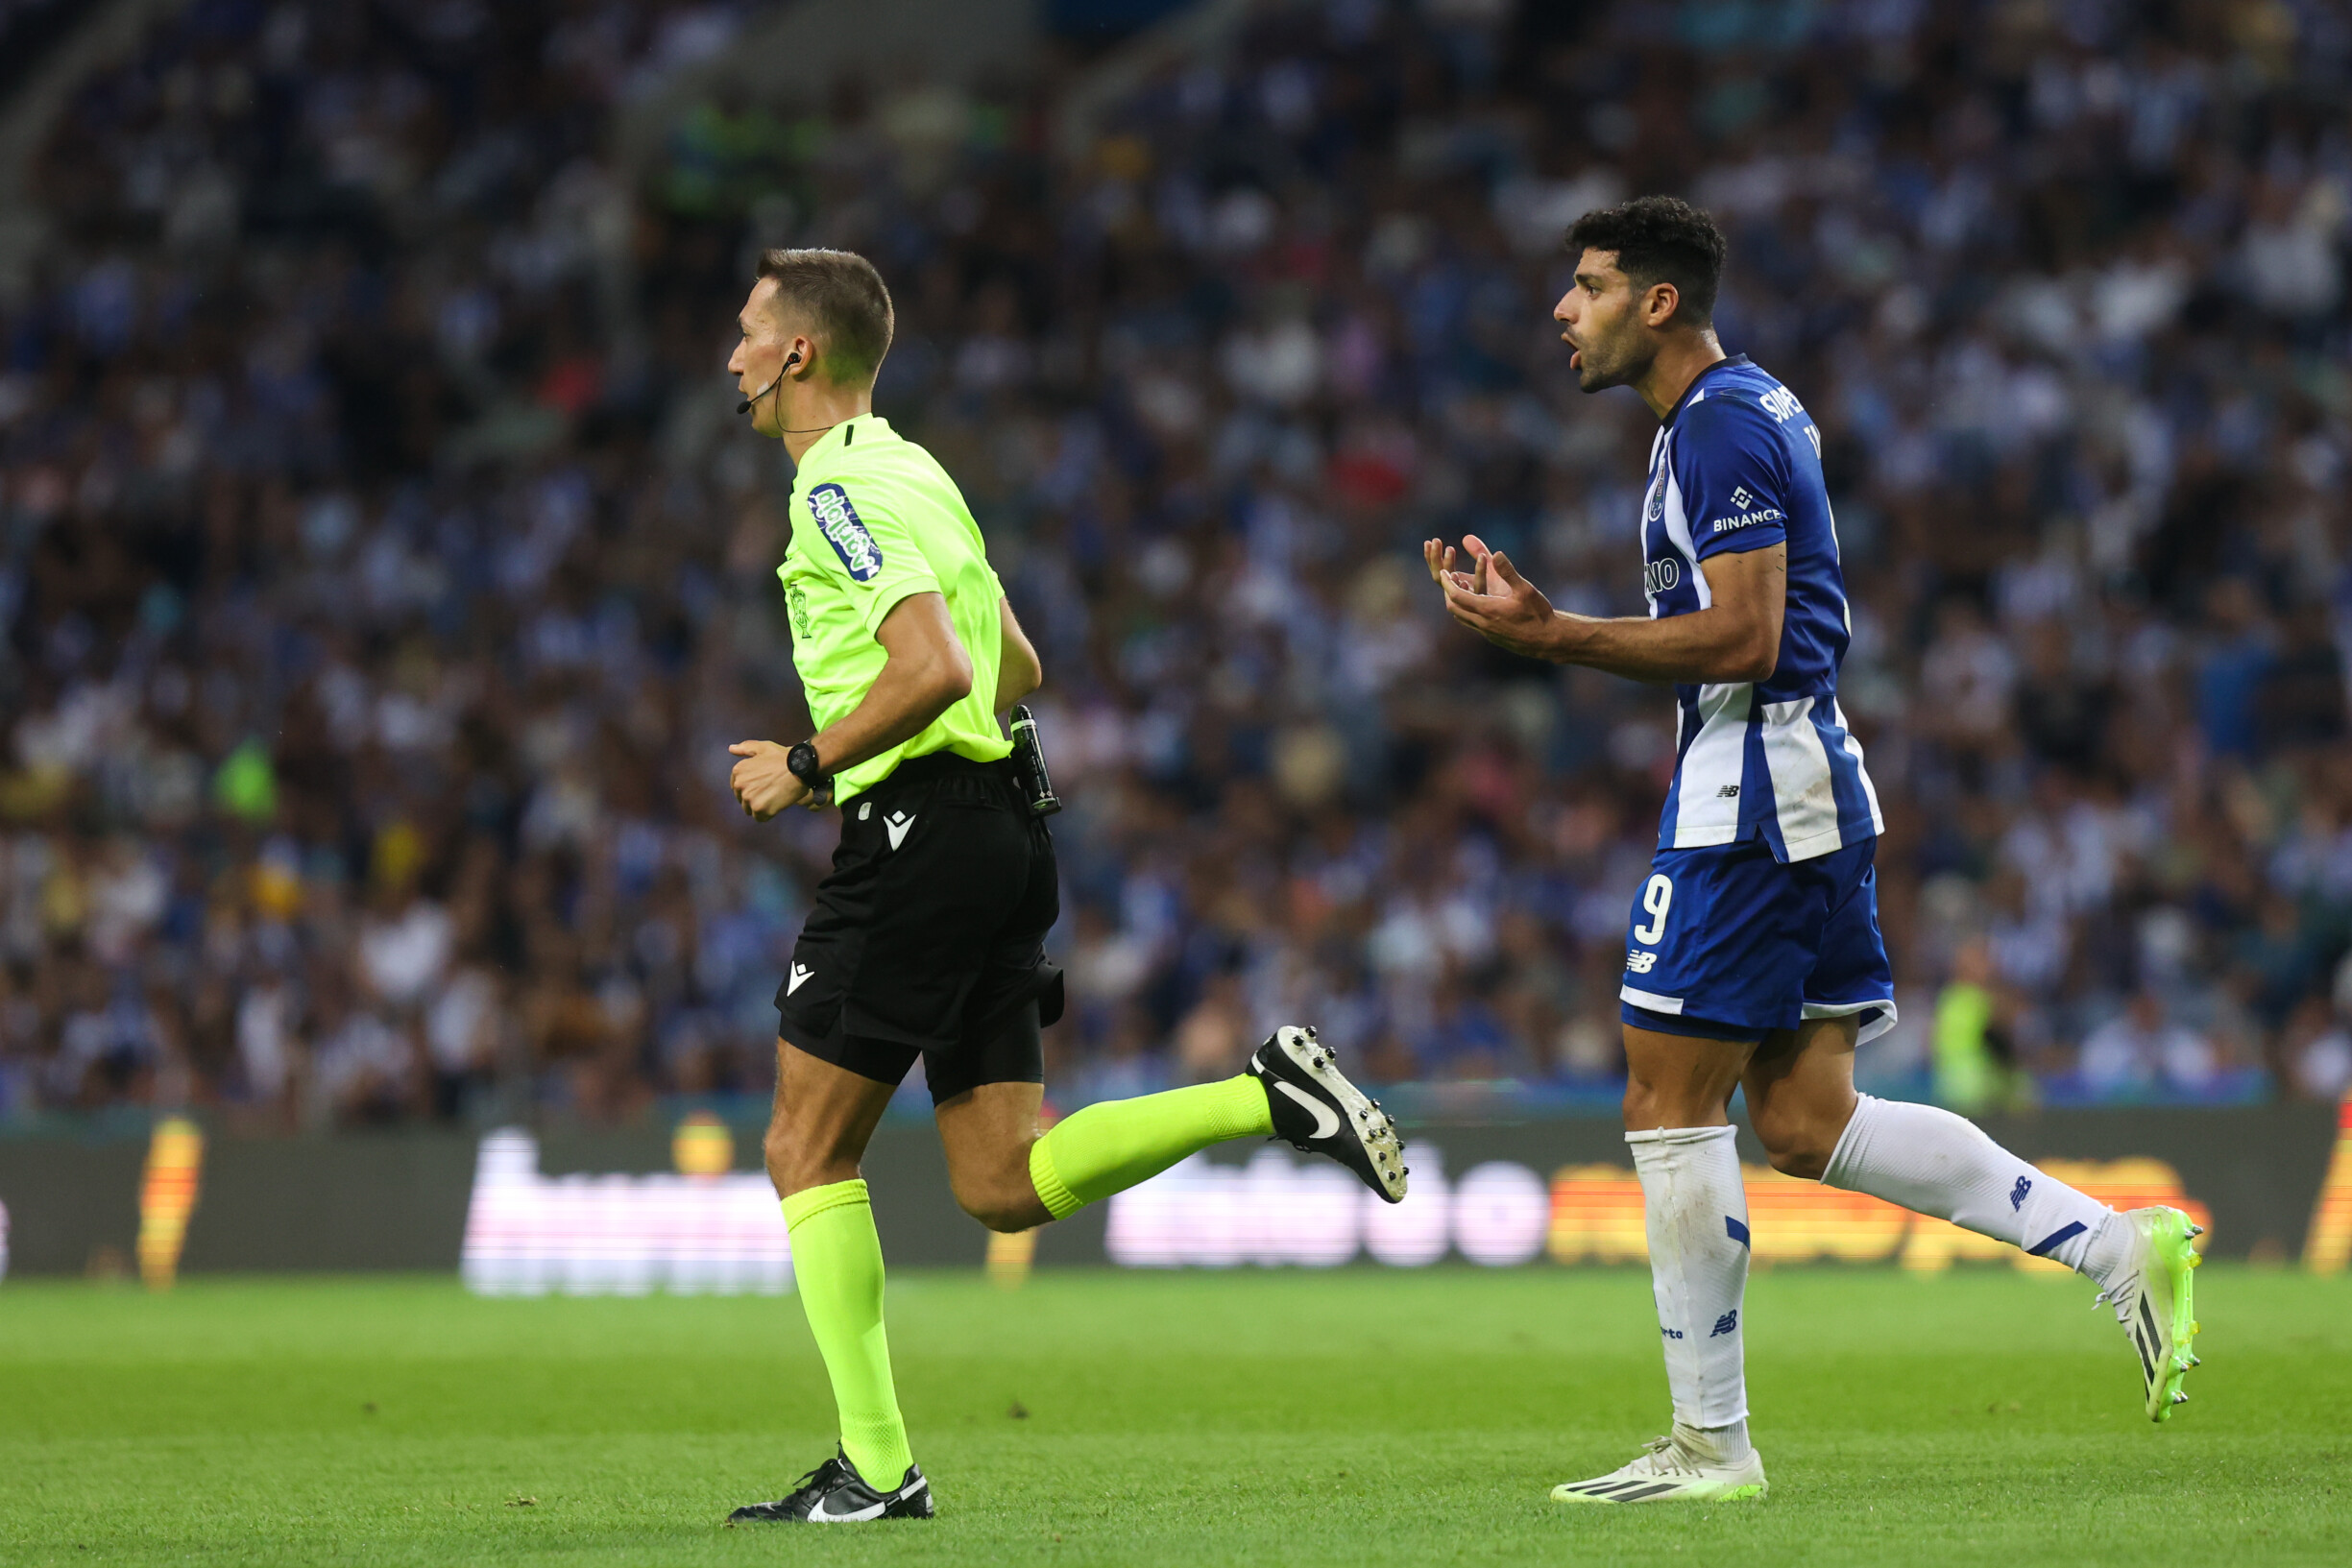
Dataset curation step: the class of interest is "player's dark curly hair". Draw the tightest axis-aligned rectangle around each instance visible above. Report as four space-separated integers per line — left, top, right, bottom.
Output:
1564 196 1727 327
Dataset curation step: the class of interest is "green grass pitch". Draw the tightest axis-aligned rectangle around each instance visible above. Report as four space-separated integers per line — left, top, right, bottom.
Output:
1 1266 2346 1566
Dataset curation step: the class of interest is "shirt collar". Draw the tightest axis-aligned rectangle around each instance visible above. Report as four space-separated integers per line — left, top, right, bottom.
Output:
1661 354 1750 431
798 412 891 470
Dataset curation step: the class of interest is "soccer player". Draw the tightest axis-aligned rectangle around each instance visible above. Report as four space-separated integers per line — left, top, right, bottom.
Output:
720 249 1406 1524
1422 198 2202 1504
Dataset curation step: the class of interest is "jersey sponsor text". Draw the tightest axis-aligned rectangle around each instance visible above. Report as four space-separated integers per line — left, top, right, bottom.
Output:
808 482 884 581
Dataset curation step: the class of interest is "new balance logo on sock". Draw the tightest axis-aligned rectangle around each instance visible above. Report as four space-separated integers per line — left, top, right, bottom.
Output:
2011 1176 2033 1211
1710 1311 1738 1338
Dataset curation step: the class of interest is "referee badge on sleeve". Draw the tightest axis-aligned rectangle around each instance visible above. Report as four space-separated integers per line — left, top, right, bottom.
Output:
808 483 884 582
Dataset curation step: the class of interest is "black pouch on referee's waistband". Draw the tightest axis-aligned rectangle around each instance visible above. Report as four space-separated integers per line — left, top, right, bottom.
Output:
1008 704 1061 817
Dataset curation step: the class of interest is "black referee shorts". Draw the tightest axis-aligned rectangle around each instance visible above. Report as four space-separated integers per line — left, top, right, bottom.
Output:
775 751 1062 1104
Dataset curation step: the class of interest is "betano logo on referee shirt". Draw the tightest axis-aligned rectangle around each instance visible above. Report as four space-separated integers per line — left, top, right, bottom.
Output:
808 482 884 581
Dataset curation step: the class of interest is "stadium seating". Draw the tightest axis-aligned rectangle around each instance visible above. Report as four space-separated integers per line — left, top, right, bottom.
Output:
2 0 2348 1128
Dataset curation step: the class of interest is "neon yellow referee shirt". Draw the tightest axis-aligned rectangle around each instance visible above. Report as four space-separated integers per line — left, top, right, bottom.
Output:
778 414 1011 803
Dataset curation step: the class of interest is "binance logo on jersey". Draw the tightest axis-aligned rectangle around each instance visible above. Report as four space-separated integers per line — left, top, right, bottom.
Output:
1710 504 1783 535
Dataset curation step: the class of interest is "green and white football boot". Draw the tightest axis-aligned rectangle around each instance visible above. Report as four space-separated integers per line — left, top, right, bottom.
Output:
2097 1206 2203 1423
1549 1434 1767 1505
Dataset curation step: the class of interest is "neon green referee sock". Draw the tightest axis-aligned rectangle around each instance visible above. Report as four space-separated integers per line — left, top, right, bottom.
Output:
780 1179 914 1486
1028 1075 1273 1219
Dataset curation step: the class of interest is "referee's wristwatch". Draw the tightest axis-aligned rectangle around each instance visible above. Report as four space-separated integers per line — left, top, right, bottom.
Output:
787 740 834 807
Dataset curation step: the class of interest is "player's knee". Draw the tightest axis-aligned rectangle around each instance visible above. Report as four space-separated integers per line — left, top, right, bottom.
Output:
1764 1143 1831 1181
1619 1075 1662 1131
1753 1114 1834 1181
1621 1073 1710 1132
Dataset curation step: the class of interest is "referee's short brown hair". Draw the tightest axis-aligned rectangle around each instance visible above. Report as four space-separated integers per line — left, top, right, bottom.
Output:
755 248 895 387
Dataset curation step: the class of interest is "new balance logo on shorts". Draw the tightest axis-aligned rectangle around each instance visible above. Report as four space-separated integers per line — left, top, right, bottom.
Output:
1625 950 1658 974
2010 1176 2032 1211
1710 1311 1738 1338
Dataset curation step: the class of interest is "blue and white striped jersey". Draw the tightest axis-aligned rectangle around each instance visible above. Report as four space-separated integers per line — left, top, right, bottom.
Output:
1639 355 1882 862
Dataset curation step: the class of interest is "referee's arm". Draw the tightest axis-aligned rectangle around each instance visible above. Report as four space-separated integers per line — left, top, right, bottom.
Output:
731 592 970 819
730 594 1043 820
993 595 1041 712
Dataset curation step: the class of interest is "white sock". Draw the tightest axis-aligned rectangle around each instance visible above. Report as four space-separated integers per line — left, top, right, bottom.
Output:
1629 1125 1752 1460
1823 1094 2130 1288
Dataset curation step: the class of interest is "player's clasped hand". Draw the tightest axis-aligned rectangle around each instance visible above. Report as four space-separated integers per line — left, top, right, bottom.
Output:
728 739 816 820
1420 534 1559 661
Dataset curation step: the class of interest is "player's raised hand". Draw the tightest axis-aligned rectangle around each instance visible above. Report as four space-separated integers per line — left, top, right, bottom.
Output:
729 739 813 820
1420 536 1491 593
1433 536 1558 662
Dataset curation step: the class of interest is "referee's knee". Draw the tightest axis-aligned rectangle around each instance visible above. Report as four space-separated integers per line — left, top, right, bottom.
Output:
959 1198 1038 1234
762 1126 848 1196
949 1171 1047 1233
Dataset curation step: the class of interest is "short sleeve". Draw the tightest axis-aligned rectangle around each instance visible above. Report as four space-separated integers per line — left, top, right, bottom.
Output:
802 479 941 635
1674 395 1791 562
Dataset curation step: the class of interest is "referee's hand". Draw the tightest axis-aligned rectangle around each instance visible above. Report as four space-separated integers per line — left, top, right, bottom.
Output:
729 739 814 820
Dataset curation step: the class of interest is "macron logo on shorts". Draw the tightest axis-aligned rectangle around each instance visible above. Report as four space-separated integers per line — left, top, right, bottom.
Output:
885 811 915 850
788 963 813 995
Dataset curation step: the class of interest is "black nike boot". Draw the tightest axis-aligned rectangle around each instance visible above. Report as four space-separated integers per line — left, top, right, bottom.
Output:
1246 1025 1407 1202
727 1448 934 1524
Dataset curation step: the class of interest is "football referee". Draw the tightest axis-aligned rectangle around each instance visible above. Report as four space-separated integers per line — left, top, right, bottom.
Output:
718 249 1405 1525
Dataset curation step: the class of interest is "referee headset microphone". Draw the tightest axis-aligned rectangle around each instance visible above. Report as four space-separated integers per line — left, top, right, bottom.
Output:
737 350 799 415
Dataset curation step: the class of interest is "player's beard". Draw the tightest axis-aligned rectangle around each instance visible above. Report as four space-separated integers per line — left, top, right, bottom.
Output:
1572 329 1649 394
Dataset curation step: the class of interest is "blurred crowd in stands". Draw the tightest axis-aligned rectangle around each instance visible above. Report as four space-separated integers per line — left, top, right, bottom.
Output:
3 0 2351 1130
